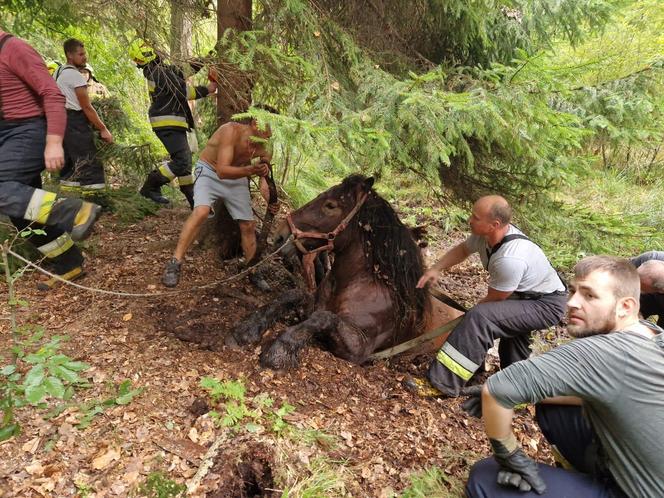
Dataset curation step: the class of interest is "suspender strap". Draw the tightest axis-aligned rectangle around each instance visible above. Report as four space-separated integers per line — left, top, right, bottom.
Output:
0 34 15 121
486 231 568 291
486 233 529 263
54 64 76 81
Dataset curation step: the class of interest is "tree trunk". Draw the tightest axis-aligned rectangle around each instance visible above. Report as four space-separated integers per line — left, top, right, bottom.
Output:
209 0 254 258
216 0 253 124
169 0 192 60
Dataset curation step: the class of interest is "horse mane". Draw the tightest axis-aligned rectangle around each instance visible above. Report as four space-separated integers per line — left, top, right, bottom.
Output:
340 175 430 341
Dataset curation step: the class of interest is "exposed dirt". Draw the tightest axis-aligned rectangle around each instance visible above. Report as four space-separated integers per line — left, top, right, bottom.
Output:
0 204 554 497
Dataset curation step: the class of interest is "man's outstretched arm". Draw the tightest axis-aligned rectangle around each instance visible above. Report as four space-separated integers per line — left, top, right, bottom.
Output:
416 242 471 288
482 385 547 494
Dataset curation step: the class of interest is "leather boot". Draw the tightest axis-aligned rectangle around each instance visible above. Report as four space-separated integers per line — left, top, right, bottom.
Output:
179 184 195 210
140 170 171 205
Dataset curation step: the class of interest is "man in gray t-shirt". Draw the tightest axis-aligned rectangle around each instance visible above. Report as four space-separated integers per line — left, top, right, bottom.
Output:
405 195 566 397
466 256 664 498
631 251 664 326
55 38 112 194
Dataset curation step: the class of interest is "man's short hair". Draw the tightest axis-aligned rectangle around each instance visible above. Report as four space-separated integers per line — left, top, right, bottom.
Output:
488 199 512 226
637 260 664 292
63 38 84 56
574 255 640 300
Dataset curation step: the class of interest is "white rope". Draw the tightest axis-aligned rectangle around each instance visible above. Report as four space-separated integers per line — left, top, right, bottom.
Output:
5 237 292 298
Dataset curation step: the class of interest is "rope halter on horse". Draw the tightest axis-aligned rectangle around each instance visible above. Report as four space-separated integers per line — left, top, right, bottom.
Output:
285 191 369 290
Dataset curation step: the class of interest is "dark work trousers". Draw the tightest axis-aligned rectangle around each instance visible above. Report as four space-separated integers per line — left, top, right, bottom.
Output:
640 293 664 327
0 118 83 273
466 405 627 498
427 293 567 396
61 110 105 188
153 129 193 184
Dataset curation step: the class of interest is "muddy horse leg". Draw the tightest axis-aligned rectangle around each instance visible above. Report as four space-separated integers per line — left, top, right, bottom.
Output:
226 289 309 347
260 310 371 369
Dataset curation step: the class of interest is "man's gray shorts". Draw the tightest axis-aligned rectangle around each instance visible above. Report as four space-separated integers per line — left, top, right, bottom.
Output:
193 159 253 221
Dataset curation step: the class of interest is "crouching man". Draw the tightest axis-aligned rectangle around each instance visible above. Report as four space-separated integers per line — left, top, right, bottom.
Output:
466 255 664 497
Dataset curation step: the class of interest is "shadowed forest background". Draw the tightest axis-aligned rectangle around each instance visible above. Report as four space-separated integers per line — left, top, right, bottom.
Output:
2 0 662 265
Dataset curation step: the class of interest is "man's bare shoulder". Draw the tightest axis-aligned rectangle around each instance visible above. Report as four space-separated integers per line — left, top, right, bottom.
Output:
210 122 244 143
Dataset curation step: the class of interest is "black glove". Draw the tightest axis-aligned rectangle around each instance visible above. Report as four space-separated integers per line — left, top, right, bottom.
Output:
490 437 547 495
460 385 483 418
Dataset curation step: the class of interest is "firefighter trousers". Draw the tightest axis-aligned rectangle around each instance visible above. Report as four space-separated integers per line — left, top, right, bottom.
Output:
427 293 567 396
152 129 194 186
61 110 106 193
0 118 83 273
466 405 627 498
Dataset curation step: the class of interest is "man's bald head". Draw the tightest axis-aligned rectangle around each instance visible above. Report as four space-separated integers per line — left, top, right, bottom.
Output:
469 195 512 238
637 260 664 294
474 195 512 226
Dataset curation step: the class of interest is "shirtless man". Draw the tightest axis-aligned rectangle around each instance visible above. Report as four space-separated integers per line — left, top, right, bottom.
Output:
161 110 279 289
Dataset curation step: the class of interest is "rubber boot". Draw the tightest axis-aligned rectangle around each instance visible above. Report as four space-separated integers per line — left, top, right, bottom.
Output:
402 375 444 397
37 266 86 291
179 184 195 210
37 244 86 291
45 198 102 242
140 170 171 205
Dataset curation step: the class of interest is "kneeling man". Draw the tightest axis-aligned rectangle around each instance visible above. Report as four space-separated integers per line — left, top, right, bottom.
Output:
408 195 566 397
466 255 664 497
162 110 279 289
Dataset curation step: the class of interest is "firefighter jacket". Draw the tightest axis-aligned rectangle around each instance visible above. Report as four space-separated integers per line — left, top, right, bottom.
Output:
140 59 209 132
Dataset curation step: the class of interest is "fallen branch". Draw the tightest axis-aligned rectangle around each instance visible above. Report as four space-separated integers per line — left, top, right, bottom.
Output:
186 430 229 494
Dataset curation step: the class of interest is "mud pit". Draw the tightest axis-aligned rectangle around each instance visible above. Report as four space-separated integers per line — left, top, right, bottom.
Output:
0 205 555 496
207 441 276 498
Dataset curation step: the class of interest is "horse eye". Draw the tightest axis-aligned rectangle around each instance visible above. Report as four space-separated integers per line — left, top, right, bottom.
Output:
324 201 338 210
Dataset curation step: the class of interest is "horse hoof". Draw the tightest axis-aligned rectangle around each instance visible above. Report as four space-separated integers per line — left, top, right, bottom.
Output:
230 321 264 346
259 341 299 370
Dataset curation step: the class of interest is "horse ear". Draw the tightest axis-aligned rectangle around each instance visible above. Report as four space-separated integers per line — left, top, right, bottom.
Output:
363 177 375 191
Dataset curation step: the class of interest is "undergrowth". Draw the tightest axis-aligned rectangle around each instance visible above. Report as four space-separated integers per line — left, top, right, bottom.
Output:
400 466 467 498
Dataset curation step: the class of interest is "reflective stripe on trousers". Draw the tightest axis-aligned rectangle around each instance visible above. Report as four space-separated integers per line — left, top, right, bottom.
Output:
24 189 57 224
37 233 74 259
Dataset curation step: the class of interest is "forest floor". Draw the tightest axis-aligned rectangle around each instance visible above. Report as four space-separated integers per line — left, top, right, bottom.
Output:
0 201 556 498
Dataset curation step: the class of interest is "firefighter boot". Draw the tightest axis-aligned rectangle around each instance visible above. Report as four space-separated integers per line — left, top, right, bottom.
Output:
70 202 102 241
36 243 86 291
140 170 171 205
402 375 444 397
179 184 195 210
37 266 86 291
45 198 102 242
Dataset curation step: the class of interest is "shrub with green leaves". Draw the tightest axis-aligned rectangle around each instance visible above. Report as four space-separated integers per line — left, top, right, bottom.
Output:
199 377 295 435
0 327 89 441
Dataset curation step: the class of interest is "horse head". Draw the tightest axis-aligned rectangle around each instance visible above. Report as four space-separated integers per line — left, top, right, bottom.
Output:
274 175 375 256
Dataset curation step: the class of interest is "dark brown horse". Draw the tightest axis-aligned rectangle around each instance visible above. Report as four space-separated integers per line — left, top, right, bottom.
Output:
227 175 462 368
